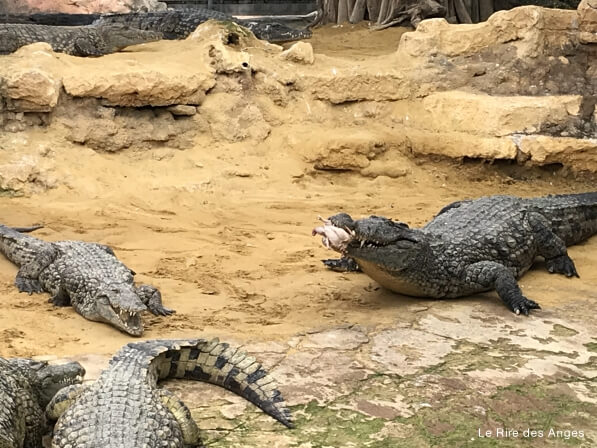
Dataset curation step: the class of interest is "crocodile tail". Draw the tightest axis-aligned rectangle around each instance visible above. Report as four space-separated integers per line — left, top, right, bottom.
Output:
0 224 47 266
125 338 294 428
10 225 43 233
535 192 597 245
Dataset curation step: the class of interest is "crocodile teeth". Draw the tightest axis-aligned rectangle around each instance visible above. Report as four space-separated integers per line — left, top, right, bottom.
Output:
360 240 365 248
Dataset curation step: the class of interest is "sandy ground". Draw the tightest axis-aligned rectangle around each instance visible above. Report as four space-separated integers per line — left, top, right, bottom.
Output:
0 24 595 362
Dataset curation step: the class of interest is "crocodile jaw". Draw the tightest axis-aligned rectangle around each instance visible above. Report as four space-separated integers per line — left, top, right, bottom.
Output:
104 304 144 336
95 288 147 336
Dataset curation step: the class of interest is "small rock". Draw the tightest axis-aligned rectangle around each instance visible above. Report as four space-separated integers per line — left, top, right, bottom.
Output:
280 42 315 65
167 105 197 116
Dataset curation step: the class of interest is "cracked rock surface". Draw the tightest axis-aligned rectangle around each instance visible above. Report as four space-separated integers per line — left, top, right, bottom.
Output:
58 299 596 447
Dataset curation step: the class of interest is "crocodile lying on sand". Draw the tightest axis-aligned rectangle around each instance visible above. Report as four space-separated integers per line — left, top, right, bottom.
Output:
48 338 293 447
0 225 173 335
0 356 84 448
0 23 161 56
313 193 597 315
93 9 312 42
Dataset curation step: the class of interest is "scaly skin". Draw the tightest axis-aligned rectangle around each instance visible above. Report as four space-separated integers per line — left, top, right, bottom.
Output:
93 9 312 42
313 193 597 315
0 13 100 26
0 357 84 448
0 225 174 335
0 24 161 56
48 338 293 447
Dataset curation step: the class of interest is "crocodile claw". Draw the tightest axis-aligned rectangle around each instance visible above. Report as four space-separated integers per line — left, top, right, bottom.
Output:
15 276 43 294
512 297 541 316
322 258 361 272
150 305 176 316
545 255 579 278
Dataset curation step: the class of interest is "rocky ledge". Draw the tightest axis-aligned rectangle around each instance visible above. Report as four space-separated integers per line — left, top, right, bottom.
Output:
0 7 595 190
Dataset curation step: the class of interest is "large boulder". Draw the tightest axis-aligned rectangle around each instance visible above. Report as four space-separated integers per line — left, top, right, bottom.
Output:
578 0 597 43
398 6 579 60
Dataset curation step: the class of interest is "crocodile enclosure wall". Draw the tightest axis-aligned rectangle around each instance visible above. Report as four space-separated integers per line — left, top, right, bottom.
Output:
0 6 596 448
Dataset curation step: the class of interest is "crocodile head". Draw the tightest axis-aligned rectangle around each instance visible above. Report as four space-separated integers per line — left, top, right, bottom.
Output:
11 358 85 406
95 286 147 336
313 213 427 273
99 25 162 52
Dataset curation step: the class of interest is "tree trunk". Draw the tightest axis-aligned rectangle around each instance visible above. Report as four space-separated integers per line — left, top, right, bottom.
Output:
349 0 368 22
377 0 391 22
453 0 472 23
313 0 493 26
324 0 338 23
470 0 480 22
366 0 381 21
479 0 494 20
337 0 350 23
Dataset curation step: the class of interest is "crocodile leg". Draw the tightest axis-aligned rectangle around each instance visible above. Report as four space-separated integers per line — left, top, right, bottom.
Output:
135 284 175 316
15 245 59 294
48 286 71 307
527 212 579 278
463 261 541 315
322 256 361 272
158 389 203 447
46 384 85 421
73 37 101 56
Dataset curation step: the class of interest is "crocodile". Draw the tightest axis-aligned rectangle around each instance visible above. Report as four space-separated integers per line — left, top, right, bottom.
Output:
313 193 597 315
48 338 293 447
93 9 312 42
0 224 173 335
0 23 161 56
0 356 84 448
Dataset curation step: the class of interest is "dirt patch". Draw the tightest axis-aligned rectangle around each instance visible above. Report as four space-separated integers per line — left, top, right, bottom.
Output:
0 13 594 361
304 22 411 59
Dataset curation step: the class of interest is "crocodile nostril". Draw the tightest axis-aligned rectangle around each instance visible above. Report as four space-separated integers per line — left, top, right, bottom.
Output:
242 62 249 69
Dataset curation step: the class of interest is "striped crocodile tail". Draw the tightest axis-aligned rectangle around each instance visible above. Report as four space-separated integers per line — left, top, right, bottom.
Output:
127 338 294 428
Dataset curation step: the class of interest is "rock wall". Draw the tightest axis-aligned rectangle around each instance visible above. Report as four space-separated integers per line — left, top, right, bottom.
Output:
0 9 595 195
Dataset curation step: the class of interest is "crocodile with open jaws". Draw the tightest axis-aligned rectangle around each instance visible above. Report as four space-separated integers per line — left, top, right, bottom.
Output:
0 23 161 56
93 9 312 42
313 193 597 315
0 225 173 335
47 338 293 447
0 356 84 448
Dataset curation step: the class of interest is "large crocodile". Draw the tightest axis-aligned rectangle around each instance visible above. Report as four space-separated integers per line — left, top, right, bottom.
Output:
48 338 293 447
0 356 84 448
0 225 173 335
313 193 597 315
93 9 312 42
0 23 161 56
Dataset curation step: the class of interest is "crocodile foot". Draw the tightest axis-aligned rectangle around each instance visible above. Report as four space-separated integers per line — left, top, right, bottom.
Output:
15 276 43 294
546 255 579 278
322 258 361 272
511 296 541 316
151 304 176 316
